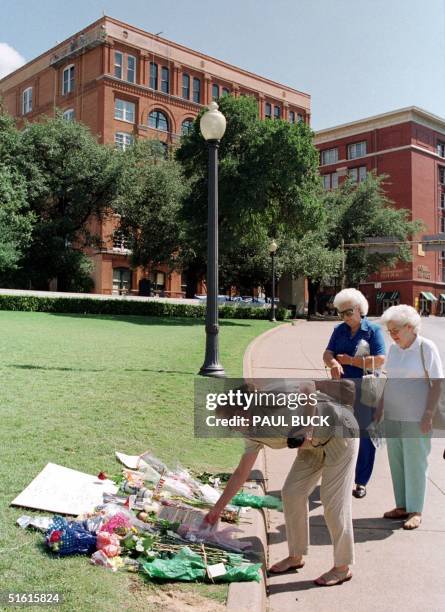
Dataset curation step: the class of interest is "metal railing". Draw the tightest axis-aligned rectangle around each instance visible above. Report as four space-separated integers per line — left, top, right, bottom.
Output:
49 26 107 68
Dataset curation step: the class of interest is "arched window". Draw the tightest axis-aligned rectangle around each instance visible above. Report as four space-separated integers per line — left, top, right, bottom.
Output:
289 111 295 124
149 110 169 132
212 84 219 100
63 108 75 121
181 118 194 136
222 87 230 97
182 74 190 99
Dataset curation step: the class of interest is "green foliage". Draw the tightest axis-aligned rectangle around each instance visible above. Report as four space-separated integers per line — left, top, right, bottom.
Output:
12 113 121 290
0 165 35 275
324 173 421 286
112 139 188 268
176 96 323 291
0 293 289 320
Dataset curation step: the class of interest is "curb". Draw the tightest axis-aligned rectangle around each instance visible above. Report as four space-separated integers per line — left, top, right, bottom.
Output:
227 324 291 610
243 322 294 379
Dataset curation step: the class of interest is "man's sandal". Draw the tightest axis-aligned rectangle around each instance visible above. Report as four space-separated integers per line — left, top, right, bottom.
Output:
383 508 409 519
403 513 422 530
314 568 352 586
268 557 305 574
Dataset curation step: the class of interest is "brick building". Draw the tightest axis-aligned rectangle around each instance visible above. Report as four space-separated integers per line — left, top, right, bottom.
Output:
314 107 445 316
0 15 310 296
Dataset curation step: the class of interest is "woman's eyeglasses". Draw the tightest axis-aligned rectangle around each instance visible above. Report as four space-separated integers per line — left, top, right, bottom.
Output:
338 308 355 318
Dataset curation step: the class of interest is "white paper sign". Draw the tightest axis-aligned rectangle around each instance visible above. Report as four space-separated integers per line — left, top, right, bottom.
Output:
11 463 117 515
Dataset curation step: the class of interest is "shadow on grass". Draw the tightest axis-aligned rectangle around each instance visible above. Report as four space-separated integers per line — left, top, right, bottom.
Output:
48 313 253 327
7 364 197 375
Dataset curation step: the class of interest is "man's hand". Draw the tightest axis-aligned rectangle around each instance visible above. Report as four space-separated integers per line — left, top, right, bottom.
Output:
420 413 433 434
203 506 221 526
330 361 344 379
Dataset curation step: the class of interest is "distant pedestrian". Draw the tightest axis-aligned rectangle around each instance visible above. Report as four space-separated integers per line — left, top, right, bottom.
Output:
323 288 386 499
378 305 443 529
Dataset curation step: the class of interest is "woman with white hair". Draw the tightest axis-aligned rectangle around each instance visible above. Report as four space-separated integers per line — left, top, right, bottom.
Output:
323 288 386 498
379 304 443 529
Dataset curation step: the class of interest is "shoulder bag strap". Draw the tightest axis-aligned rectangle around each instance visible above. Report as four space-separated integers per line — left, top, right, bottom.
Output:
419 340 433 388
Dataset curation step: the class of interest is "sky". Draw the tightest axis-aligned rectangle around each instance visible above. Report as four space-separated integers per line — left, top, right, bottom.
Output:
1 0 444 130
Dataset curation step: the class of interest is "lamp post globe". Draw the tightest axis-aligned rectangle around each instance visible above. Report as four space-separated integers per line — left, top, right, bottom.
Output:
199 102 226 377
269 240 278 322
200 101 227 141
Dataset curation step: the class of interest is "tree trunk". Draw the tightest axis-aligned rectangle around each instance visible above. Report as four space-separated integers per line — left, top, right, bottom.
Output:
306 279 320 321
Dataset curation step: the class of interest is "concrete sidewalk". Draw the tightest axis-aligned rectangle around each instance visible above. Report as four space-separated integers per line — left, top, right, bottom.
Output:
245 321 445 612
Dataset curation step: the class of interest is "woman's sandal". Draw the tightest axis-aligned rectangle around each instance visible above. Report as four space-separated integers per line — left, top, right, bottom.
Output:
403 513 422 530
383 508 409 519
268 557 305 574
314 568 352 587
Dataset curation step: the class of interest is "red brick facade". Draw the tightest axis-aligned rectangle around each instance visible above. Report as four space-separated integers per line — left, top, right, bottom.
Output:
315 107 445 315
0 16 310 296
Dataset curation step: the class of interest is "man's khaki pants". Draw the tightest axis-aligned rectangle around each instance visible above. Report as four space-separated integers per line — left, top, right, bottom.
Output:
281 438 359 566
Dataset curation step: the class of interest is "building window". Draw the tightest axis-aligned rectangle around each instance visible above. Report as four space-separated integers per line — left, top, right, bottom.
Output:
265 102 272 119
181 118 194 136
149 110 169 131
348 166 367 182
348 141 367 159
289 111 295 124
62 65 75 95
114 52 123 79
113 230 131 251
127 55 136 83
149 62 158 89
161 67 169 94
441 192 445 209
62 108 75 121
274 105 281 120
437 142 445 157
440 167 445 185
22 87 32 115
182 74 190 99
222 87 230 96
112 267 132 295
320 148 338 165
114 99 135 123
212 84 219 100
193 78 201 103
441 216 445 233
297 113 303 122
322 172 339 190
115 132 134 150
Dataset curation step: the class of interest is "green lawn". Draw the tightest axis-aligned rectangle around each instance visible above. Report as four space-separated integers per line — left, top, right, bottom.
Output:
0 311 272 611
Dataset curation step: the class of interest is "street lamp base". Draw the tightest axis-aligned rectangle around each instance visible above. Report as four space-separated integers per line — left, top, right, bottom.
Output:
199 363 226 377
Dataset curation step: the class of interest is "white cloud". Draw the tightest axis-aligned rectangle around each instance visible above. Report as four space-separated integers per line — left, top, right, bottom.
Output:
0 43 26 79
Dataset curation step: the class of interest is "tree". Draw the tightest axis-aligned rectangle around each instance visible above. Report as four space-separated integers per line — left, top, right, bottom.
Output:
14 114 121 291
0 165 34 278
176 95 323 296
324 173 421 287
112 140 188 269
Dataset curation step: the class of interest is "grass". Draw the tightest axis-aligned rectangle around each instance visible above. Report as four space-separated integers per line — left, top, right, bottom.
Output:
0 311 272 611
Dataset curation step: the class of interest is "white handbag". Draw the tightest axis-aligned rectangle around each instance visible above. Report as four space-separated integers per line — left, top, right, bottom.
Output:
360 356 386 408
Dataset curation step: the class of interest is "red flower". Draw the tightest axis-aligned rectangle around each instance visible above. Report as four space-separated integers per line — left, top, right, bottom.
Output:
49 530 62 543
97 472 107 480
